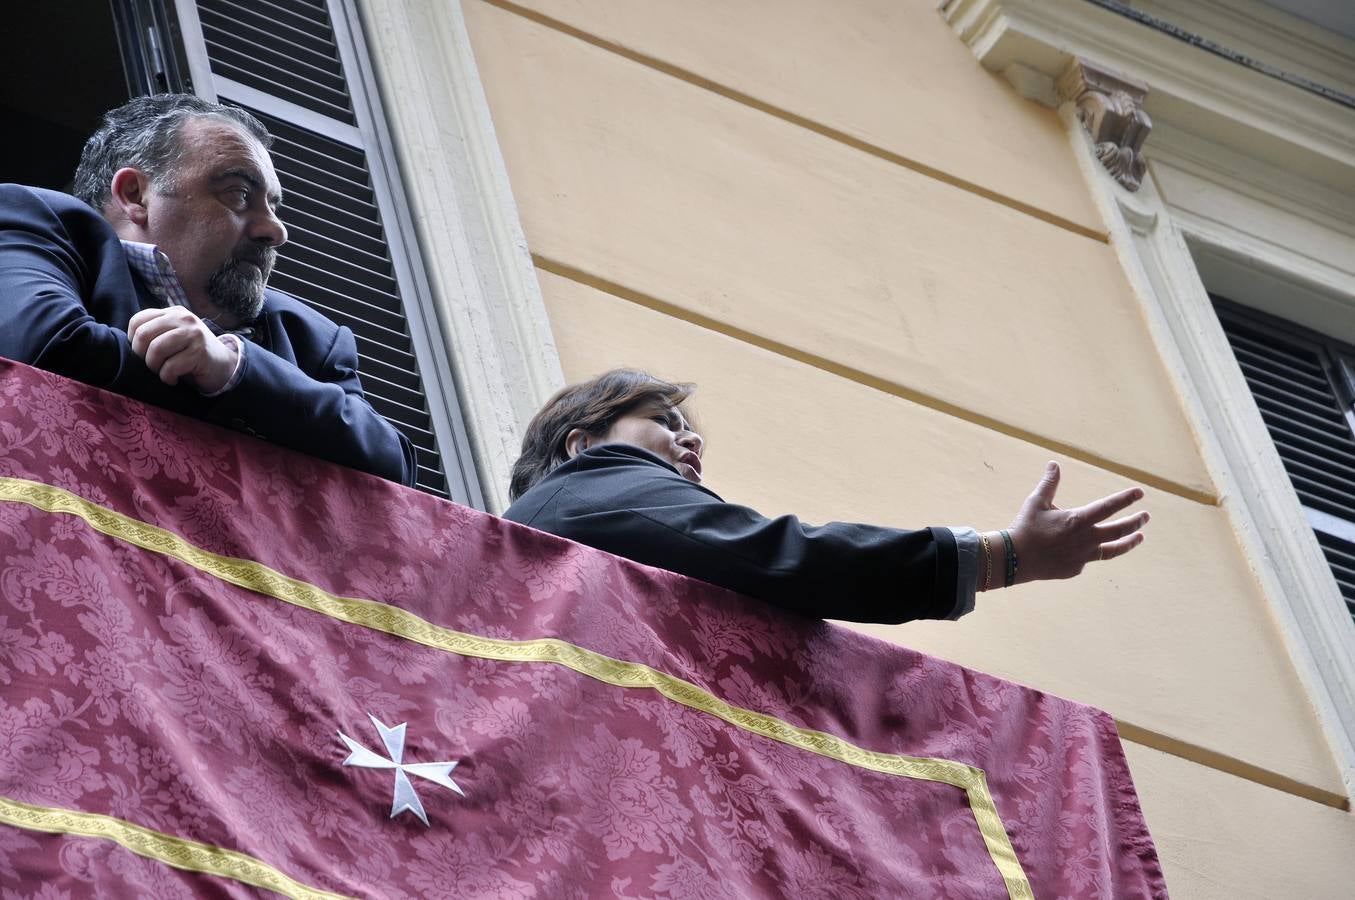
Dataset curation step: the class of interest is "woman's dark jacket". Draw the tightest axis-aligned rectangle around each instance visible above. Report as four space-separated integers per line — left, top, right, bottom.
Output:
502 444 960 623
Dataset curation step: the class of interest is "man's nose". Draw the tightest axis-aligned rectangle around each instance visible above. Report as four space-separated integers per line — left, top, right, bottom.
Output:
678 430 703 456
251 208 287 247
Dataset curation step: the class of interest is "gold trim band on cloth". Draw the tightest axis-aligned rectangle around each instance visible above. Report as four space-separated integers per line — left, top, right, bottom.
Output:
0 475 1033 900
0 794 350 900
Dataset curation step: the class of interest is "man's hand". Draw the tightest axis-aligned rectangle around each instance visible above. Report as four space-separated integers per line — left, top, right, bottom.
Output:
128 307 238 395
1000 461 1149 584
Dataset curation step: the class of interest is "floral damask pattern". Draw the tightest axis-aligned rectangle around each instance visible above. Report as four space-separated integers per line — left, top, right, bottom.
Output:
0 695 104 807
0 361 1166 898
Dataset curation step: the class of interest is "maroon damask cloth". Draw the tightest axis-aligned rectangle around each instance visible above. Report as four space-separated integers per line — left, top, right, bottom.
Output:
0 359 1167 899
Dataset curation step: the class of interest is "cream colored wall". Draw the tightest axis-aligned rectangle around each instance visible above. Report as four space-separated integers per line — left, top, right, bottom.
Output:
459 0 1355 891
465 0 1212 499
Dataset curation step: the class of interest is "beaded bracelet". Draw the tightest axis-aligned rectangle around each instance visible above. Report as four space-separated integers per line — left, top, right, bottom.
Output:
999 529 1018 588
978 531 993 592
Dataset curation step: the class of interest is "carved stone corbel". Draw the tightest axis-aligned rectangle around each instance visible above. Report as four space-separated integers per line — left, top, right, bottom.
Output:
1056 59 1152 191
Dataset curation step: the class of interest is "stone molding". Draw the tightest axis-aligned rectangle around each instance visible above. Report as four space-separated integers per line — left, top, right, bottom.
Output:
940 0 1355 194
1056 59 1152 191
355 0 564 513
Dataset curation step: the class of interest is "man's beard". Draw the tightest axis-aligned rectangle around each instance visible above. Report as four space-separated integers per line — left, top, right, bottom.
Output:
206 246 276 324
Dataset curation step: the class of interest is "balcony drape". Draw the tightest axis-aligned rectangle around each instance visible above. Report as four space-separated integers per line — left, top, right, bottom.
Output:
0 359 1165 898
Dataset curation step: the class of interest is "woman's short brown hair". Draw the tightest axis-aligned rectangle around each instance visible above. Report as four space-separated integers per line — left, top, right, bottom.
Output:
509 368 694 501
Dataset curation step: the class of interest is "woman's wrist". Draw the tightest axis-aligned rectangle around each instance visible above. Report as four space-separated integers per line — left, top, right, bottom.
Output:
977 529 1022 590
999 528 1018 587
978 531 994 591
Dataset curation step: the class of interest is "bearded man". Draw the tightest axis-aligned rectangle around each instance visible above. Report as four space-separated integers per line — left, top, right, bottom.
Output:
0 94 414 486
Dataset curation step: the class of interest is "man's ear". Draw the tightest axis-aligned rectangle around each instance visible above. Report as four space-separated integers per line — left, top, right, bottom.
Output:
564 428 591 459
108 167 153 231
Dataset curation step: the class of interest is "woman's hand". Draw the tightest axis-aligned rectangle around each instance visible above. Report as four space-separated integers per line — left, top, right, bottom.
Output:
997 461 1149 585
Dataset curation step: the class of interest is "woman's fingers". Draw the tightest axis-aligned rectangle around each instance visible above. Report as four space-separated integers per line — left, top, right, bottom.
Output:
1095 510 1151 543
1078 486 1145 524
1006 465 1151 582
1097 531 1146 562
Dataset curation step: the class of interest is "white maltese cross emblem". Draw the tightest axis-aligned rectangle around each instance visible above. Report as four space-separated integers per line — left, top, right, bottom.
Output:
338 713 465 826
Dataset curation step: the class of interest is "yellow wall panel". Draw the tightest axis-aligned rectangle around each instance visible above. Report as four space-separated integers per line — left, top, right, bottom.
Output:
466 2 1214 496
536 268 1343 798
1125 744 1355 899
481 0 1104 235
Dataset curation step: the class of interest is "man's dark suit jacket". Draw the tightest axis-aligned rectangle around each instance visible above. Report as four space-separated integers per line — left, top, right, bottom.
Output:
0 184 415 486
502 444 960 623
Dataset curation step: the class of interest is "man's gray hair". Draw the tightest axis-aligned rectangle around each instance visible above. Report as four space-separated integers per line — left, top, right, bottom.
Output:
73 94 272 212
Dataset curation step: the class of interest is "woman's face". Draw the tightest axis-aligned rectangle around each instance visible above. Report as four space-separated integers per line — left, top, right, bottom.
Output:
594 400 704 483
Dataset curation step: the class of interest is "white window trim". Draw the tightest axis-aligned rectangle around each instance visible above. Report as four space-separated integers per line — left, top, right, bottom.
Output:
944 0 1355 795
354 0 564 513
1087 127 1355 798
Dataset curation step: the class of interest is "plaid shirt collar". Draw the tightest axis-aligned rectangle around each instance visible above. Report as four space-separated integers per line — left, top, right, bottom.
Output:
119 241 254 338
120 240 191 309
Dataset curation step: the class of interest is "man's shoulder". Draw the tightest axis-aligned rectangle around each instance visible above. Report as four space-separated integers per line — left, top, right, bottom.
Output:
0 183 67 206
0 185 105 230
259 286 343 339
0 186 124 291
261 286 328 320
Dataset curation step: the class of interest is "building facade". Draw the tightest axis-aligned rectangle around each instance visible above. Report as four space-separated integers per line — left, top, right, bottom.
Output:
7 0 1353 895
427 1 1354 894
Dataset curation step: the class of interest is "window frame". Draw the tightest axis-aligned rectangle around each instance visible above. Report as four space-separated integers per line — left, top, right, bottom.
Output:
1081 117 1355 796
1212 294 1355 612
347 0 565 513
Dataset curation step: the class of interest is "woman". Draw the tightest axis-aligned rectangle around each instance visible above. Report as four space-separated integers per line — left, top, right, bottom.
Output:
504 369 1148 624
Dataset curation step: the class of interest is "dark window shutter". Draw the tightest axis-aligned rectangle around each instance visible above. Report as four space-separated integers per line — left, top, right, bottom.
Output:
162 0 481 505
1214 297 1355 622
247 110 445 474
195 0 357 125
1315 531 1355 619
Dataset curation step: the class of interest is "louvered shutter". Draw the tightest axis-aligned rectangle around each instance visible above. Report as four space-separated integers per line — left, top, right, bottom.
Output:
195 0 357 126
1214 297 1355 622
165 0 482 505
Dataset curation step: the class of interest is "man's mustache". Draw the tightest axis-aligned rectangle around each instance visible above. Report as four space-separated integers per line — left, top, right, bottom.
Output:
231 245 277 279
